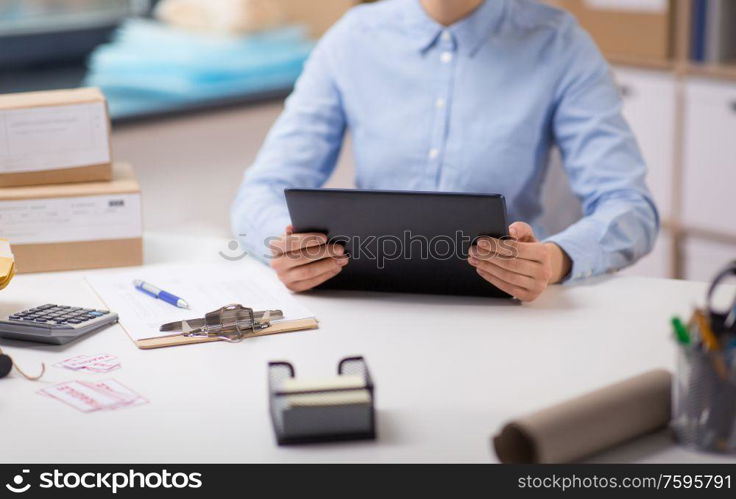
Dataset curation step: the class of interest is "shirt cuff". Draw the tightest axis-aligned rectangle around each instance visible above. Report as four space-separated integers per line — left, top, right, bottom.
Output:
544 220 604 283
237 211 292 264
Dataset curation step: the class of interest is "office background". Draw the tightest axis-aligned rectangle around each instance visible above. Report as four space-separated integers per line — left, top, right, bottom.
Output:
1 0 733 281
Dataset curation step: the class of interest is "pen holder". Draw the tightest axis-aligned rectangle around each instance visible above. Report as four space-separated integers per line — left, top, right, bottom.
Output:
268 356 376 445
672 348 736 454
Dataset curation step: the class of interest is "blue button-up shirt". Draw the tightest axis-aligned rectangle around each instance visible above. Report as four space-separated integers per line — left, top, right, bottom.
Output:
231 0 659 281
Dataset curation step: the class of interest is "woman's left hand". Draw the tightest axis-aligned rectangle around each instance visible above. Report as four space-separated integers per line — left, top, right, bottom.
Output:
467 222 571 302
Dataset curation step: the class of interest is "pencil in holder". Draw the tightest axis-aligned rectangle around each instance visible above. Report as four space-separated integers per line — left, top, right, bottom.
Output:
672 347 736 454
268 356 376 445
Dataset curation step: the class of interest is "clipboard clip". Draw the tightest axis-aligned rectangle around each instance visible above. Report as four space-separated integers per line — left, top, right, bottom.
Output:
159 304 284 342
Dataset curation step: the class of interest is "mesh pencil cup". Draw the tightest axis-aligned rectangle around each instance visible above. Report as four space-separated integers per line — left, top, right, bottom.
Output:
671 347 736 454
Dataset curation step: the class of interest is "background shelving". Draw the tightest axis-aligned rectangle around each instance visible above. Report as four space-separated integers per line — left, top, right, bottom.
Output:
549 0 736 281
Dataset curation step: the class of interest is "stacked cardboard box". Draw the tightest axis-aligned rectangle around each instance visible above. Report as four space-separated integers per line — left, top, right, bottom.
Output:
278 0 355 37
0 88 143 273
546 0 675 61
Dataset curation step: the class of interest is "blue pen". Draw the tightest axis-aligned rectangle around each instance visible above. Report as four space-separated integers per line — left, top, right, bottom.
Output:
133 280 189 309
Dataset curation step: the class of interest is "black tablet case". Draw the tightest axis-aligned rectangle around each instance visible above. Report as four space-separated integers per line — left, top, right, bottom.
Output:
285 188 510 298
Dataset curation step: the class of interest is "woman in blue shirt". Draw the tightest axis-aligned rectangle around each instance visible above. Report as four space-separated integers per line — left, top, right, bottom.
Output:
231 0 658 301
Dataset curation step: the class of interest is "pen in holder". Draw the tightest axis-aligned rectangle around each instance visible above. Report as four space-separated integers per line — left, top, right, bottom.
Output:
671 261 736 454
268 356 376 445
672 347 736 453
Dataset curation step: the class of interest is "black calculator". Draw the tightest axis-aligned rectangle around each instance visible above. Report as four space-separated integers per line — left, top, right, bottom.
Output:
0 304 118 345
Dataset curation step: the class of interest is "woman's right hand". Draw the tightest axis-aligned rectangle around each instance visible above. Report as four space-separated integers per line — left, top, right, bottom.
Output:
269 225 348 292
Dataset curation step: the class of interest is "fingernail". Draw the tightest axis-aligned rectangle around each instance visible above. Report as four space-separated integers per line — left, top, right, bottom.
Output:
468 257 477 265
338 257 349 266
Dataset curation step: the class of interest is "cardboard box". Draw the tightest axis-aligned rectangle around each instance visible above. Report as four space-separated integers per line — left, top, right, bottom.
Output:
278 0 355 37
0 162 143 273
546 0 675 61
0 87 113 187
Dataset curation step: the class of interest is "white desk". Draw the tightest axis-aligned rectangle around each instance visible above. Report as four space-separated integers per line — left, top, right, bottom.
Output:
2 233 735 464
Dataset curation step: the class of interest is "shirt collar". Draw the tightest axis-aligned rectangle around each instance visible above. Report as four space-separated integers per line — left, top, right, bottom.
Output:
402 0 506 56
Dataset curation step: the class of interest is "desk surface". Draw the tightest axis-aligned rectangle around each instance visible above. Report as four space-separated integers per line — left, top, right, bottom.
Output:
2 233 735 464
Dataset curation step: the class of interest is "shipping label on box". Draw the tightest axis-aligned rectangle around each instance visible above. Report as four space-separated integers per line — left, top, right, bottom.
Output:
0 101 110 173
0 193 142 245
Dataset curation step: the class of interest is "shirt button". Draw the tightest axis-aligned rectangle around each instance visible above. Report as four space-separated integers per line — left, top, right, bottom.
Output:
435 98 445 109
428 148 439 159
440 51 453 63
441 30 451 42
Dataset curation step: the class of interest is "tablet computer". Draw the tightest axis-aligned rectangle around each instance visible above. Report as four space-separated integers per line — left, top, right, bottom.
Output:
285 188 511 298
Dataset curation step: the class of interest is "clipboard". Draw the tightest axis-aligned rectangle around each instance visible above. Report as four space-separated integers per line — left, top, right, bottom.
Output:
106 302 319 350
135 317 318 349
88 265 319 350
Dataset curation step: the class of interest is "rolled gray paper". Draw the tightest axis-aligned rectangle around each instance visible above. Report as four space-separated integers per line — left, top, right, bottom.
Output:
493 369 672 463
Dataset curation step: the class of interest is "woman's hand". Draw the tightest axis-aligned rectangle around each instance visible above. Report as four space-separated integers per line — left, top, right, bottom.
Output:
270 226 348 292
468 222 571 302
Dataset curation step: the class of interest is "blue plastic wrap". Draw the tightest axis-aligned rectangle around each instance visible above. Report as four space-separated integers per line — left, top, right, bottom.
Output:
85 20 314 118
